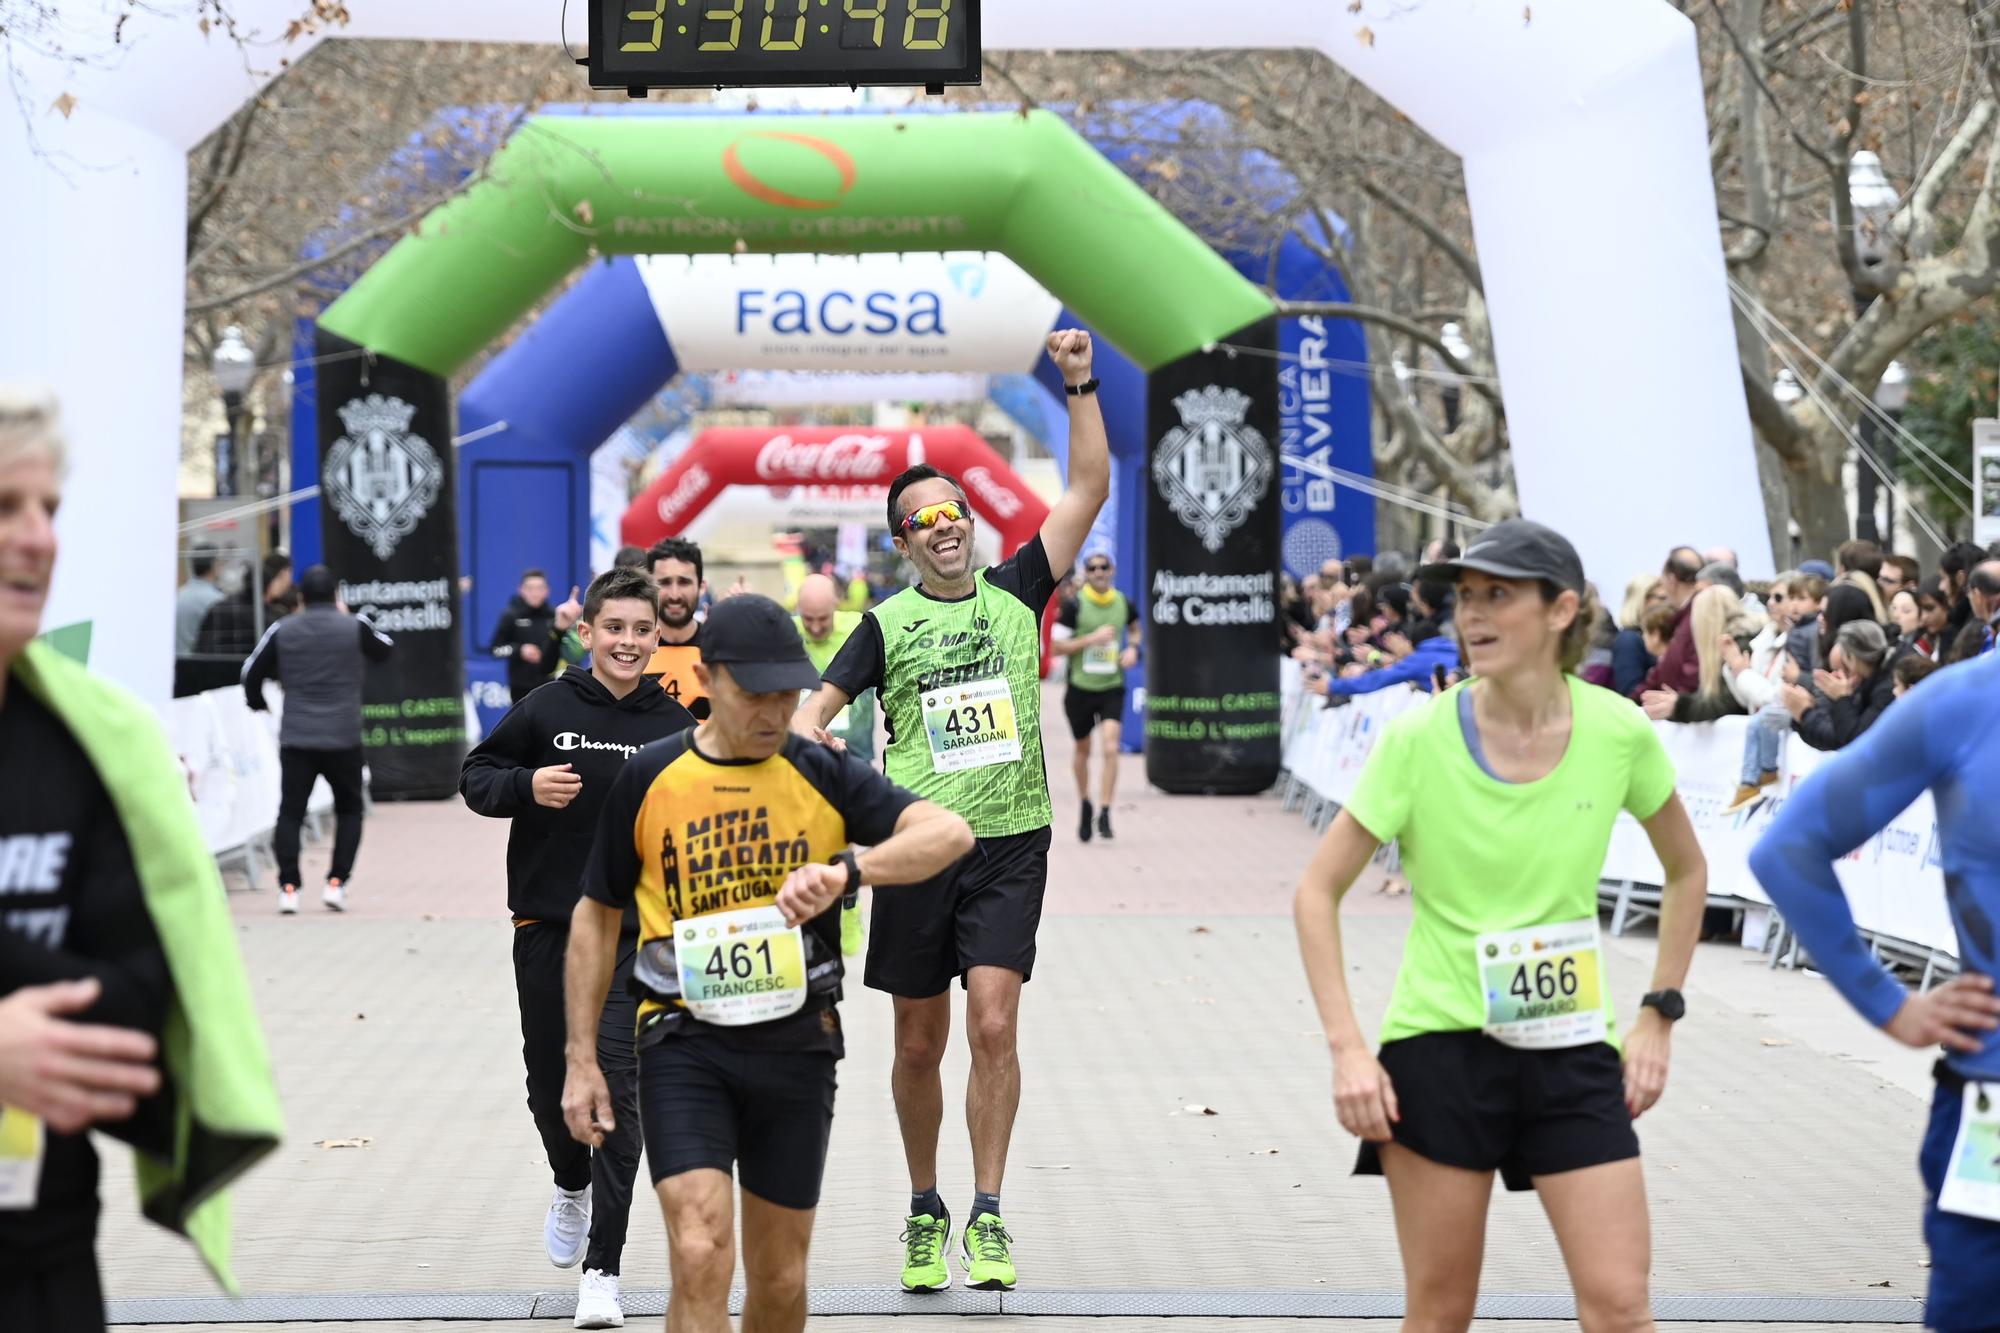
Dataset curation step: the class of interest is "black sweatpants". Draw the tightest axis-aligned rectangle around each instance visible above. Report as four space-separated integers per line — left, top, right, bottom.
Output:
0 1246 104 1332
274 745 366 888
513 920 642 1275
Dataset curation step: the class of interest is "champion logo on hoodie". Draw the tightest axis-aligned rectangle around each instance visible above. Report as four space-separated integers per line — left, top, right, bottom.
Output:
553 731 640 758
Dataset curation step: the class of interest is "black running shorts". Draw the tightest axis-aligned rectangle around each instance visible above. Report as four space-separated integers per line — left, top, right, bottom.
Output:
1063 686 1126 741
864 826 1052 998
1354 1030 1639 1191
638 1037 838 1211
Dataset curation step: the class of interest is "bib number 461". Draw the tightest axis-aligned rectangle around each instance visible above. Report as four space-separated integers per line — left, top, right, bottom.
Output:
1507 957 1580 1005
704 939 776 981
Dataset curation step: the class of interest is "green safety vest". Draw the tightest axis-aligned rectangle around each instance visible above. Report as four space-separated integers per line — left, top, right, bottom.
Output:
873 575 1051 838
1066 589 1134 692
797 612 877 764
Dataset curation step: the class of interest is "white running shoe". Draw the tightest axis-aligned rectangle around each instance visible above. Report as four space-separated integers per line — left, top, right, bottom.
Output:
545 1185 591 1268
278 886 299 915
573 1268 624 1329
323 879 348 912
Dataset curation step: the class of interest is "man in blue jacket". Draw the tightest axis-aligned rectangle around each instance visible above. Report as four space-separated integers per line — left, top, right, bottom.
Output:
1308 576 1462 699
1749 650 2000 1332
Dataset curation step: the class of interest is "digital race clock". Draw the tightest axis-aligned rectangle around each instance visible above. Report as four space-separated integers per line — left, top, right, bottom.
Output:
588 0 981 95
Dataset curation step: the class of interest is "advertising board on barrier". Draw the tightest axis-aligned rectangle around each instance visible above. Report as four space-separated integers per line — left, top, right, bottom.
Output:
1976 417 2000 547
1280 683 1958 962
638 251 1062 373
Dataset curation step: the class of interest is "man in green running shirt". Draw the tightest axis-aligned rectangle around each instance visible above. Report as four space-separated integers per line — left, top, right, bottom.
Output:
1050 551 1140 843
794 329 1108 1294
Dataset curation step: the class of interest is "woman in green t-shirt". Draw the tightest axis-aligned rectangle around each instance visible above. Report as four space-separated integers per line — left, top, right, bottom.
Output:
1294 519 1707 1333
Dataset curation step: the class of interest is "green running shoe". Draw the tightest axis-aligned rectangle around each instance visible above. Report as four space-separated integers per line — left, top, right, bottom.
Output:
898 1206 951 1292
960 1213 1016 1291
841 899 865 958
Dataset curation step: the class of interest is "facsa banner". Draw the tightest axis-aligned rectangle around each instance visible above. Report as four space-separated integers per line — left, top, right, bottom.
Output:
705 368 991 407
622 424 1048 553
637 251 1061 372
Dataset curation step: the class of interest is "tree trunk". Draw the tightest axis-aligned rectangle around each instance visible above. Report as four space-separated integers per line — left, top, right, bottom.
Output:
1752 439 1794 571
1788 459 1851 567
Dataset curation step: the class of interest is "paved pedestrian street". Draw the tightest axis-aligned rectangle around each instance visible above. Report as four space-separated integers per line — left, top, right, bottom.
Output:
102 687 1940 1327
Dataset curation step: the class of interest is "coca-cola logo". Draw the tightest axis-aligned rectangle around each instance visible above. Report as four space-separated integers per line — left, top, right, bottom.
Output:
755 434 894 482
656 463 713 529
963 466 1024 519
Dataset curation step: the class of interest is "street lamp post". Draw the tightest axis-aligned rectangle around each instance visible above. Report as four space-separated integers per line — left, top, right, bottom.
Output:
1439 321 1471 435
211 326 256 501
1874 359 1908 549
1848 152 1898 545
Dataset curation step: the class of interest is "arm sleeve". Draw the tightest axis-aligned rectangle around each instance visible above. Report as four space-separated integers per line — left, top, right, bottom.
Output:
489 610 517 658
1748 675 1963 1027
357 615 394 663
581 759 650 911
458 697 540 816
1622 715 1678 819
838 754 920 848
1339 716 1414 845
1324 653 1429 697
239 621 280 712
984 536 1059 614
822 614 885 699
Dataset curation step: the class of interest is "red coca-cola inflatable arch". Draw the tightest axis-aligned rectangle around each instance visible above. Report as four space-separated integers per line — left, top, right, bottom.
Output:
621 425 1048 553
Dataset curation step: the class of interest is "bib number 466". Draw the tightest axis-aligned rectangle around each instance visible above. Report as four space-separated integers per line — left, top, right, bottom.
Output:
1507 956 1580 1005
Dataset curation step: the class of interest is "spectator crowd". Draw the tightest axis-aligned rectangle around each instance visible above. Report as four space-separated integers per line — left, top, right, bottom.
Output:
1285 530 2000 813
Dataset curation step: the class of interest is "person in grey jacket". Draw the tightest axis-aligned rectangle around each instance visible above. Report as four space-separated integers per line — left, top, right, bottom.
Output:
241 564 393 914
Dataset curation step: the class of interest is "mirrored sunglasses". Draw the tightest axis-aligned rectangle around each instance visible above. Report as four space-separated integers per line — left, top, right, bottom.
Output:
900 500 966 533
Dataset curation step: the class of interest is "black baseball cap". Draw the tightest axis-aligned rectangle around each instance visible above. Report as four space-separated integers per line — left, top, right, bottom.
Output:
1419 519 1586 594
700 594 822 693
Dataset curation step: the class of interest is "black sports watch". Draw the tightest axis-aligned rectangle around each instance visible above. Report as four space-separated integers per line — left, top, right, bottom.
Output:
1065 377 1100 397
1640 989 1686 1022
833 850 861 908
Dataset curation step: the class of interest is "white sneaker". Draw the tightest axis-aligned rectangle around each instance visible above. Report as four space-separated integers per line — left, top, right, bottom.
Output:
278 886 299 915
545 1185 591 1268
323 879 347 912
573 1268 624 1329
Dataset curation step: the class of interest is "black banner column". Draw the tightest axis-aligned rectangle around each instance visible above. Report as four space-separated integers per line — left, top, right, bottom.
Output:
1144 316 1282 796
313 328 468 800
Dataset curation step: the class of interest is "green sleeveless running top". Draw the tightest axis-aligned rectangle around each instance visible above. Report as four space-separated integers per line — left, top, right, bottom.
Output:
871 550 1054 837
1060 589 1136 692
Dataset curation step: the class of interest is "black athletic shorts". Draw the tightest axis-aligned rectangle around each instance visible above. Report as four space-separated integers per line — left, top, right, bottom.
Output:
638 1037 838 1211
1063 686 1126 741
865 826 1052 998
1354 1030 1638 1192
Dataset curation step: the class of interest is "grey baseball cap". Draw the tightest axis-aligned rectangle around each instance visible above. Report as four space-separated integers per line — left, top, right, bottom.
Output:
1419 519 1586 594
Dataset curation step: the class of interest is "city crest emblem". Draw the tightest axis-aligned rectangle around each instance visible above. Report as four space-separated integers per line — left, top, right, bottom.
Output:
323 394 443 560
1152 385 1272 554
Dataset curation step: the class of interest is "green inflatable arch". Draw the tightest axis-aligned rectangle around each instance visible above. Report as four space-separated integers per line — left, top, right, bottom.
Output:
318 111 1273 373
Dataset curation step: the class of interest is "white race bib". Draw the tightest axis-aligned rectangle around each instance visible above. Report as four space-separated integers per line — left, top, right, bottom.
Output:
1475 918 1607 1050
674 906 808 1027
1938 1082 2000 1222
922 677 1021 773
1079 641 1119 676
0 1107 44 1210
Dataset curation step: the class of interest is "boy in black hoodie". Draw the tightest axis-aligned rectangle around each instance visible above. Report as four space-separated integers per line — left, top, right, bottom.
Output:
461 567 695 1328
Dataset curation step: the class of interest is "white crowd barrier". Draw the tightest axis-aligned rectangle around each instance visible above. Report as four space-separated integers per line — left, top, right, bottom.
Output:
1278 662 1959 969
165 684 337 887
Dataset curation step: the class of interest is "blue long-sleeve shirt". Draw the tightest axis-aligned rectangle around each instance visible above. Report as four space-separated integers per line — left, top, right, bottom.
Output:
1324 632 1462 697
1748 651 2000 1079
1609 627 1655 699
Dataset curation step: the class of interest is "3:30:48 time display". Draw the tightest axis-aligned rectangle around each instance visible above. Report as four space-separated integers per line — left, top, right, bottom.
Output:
620 0 953 55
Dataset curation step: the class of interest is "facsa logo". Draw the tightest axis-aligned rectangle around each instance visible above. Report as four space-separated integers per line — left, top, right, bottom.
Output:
735 288 947 338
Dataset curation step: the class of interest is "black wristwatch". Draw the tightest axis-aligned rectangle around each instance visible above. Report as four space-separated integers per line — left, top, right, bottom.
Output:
1640 989 1686 1022
833 850 861 907
1065 377 1100 397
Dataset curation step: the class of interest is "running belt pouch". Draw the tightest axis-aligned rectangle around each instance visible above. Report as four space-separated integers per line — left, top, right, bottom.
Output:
628 932 843 1004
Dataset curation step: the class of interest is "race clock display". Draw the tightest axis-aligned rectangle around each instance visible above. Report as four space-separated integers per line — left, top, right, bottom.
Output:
589 0 980 94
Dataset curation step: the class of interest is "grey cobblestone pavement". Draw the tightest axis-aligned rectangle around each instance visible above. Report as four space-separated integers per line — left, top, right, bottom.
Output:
101 683 1943 1323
